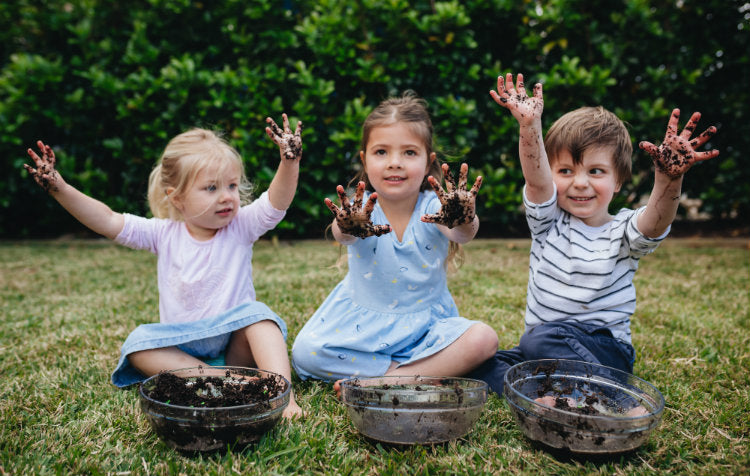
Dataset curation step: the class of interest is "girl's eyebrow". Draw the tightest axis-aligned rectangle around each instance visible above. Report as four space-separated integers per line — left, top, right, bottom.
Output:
369 143 422 149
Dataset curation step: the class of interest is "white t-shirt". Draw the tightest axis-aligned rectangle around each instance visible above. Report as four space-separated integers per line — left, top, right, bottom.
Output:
115 191 285 324
524 185 667 344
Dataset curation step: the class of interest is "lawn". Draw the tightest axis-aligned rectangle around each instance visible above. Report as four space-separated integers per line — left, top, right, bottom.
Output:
1 238 748 475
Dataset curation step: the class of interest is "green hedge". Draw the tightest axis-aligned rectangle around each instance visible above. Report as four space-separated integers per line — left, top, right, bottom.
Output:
2 0 747 238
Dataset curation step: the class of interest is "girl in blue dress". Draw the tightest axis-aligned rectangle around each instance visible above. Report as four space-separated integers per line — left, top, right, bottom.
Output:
291 93 498 386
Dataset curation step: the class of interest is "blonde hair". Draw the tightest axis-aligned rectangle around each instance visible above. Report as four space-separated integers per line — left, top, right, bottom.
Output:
544 106 633 186
349 92 463 269
147 128 253 220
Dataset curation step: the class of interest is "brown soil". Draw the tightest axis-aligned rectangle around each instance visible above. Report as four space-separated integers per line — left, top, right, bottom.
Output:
144 369 285 408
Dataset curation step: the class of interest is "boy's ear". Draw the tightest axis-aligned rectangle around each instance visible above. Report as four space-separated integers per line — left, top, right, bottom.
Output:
359 150 366 166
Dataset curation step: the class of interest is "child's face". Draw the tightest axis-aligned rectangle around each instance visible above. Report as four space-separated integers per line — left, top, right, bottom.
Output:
360 123 433 205
171 163 241 240
551 147 622 227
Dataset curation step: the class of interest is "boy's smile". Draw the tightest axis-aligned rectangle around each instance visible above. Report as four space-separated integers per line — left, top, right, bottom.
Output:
552 147 622 227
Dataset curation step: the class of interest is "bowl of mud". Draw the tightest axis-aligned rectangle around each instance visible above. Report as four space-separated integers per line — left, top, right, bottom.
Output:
504 359 664 455
339 376 488 445
139 366 290 452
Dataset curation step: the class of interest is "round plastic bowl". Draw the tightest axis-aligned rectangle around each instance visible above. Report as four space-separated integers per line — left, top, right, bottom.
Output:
339 376 488 445
139 366 290 452
503 359 665 455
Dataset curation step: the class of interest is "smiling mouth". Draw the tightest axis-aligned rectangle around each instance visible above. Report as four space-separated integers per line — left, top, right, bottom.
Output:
217 208 233 214
385 176 406 182
570 197 594 202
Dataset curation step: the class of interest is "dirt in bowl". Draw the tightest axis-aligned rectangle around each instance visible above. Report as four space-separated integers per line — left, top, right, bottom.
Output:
531 363 646 417
144 369 286 408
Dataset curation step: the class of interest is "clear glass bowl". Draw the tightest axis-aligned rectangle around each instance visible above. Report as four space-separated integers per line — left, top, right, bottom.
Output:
504 359 665 455
139 366 290 452
339 375 488 445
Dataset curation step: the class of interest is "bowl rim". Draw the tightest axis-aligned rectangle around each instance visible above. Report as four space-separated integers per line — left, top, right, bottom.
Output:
138 365 291 412
503 359 665 421
338 375 489 394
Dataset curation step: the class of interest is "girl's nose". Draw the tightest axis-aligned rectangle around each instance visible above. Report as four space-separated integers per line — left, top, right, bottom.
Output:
386 154 403 168
219 187 233 201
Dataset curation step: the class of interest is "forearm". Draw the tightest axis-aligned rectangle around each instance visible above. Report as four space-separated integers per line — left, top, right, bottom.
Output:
637 172 683 238
518 122 554 203
267 160 299 211
50 182 124 239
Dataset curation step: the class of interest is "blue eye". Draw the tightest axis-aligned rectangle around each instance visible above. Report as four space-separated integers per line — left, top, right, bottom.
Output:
229 183 238 190
206 184 217 192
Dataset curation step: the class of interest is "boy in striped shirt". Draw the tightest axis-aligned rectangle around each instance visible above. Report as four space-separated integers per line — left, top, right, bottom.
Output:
471 73 719 394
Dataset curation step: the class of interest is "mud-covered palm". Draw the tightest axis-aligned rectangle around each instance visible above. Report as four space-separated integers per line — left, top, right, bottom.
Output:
489 73 543 126
324 181 391 239
24 140 62 193
265 113 303 160
422 163 482 229
639 109 719 179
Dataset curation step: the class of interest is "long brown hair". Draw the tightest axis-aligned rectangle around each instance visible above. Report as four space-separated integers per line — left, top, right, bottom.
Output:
347 91 463 269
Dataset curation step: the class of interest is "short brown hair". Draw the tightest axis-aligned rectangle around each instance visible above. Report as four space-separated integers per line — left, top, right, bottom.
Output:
544 106 632 185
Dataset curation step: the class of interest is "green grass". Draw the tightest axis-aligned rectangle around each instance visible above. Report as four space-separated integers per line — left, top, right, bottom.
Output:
1 238 748 475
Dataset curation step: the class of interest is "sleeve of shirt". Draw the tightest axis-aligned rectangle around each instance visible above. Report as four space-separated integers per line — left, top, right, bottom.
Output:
114 213 164 254
234 191 287 244
625 206 670 257
523 183 560 236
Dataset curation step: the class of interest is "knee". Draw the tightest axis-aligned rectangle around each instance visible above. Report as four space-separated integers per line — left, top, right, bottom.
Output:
291 337 320 374
465 323 499 362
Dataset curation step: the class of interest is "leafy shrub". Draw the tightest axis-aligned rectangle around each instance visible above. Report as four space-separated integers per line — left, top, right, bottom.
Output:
1 0 746 238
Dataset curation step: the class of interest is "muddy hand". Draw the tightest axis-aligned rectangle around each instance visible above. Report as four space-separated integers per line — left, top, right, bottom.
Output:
324 181 391 239
24 140 61 193
422 163 482 229
265 113 303 160
639 109 719 179
489 73 543 125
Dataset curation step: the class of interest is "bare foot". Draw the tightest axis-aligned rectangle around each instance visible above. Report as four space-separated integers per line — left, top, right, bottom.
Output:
333 379 343 399
283 398 304 419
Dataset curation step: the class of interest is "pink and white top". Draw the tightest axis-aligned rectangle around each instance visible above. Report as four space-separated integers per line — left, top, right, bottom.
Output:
115 192 285 324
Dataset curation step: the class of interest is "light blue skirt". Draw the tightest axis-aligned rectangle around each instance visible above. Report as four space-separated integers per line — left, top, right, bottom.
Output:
111 301 287 387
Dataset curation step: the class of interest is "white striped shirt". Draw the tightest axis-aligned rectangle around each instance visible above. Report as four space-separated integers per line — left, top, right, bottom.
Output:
524 186 667 344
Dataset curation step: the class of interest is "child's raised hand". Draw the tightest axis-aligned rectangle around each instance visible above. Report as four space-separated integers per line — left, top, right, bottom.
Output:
265 113 303 161
422 163 482 229
489 73 543 125
325 182 391 239
24 140 62 193
639 109 719 179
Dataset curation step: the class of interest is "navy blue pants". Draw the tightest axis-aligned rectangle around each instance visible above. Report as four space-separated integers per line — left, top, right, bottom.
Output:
468 321 636 395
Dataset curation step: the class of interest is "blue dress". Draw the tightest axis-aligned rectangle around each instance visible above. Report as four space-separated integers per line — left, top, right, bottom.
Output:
111 301 287 387
292 191 476 380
